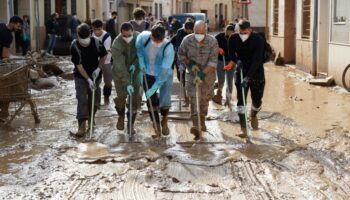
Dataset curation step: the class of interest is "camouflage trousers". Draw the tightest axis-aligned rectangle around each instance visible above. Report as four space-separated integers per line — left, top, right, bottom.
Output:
185 71 216 117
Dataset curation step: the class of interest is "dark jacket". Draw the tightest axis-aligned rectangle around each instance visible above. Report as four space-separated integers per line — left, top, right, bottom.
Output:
228 32 265 80
174 28 189 52
45 18 59 35
106 18 117 40
215 32 230 62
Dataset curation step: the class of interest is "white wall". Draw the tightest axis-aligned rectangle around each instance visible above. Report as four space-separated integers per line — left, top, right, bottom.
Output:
248 0 266 27
328 44 350 85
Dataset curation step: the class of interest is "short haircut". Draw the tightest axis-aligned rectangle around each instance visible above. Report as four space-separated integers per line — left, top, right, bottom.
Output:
133 8 146 19
151 24 165 41
120 22 133 32
51 13 58 18
111 11 117 16
184 21 194 30
10 16 23 24
238 19 251 30
92 19 103 28
77 23 91 39
225 25 235 32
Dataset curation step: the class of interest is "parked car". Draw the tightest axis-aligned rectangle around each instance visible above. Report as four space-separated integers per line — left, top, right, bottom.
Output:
170 13 208 31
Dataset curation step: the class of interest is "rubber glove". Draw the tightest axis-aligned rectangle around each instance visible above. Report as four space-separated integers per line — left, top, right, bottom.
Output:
127 84 134 95
129 64 135 74
219 48 225 56
224 62 234 71
197 71 206 81
92 67 101 79
188 60 196 70
139 60 146 72
145 84 159 99
87 78 95 91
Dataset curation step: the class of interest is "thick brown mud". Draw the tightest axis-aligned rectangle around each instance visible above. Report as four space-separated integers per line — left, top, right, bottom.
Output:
0 62 350 199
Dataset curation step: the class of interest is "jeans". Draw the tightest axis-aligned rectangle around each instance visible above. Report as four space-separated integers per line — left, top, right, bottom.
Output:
75 77 101 120
102 64 113 97
217 60 234 94
46 34 57 54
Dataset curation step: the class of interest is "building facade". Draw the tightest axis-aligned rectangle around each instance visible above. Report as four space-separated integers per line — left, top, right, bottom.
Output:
269 0 350 87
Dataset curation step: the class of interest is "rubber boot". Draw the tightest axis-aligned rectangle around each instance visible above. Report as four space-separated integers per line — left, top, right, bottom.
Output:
116 108 125 130
150 110 161 139
75 120 86 137
212 89 222 105
238 114 248 138
103 86 111 105
104 96 110 106
200 115 207 131
160 108 170 136
127 112 137 135
190 115 201 140
250 110 259 130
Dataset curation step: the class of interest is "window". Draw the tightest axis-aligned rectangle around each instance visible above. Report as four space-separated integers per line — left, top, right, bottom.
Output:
71 0 77 14
273 0 279 35
155 3 158 19
302 0 311 39
44 0 51 22
331 0 350 43
160 4 163 19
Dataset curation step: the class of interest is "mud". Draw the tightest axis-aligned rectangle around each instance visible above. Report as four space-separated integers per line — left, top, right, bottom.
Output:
0 62 350 199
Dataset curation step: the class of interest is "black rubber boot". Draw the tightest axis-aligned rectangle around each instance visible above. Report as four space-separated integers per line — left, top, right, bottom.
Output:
116 108 125 130
238 113 248 138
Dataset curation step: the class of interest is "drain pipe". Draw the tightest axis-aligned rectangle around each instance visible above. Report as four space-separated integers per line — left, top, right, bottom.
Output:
312 0 318 76
35 0 41 52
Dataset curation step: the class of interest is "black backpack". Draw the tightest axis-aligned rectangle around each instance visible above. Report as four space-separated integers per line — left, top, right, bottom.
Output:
258 32 273 63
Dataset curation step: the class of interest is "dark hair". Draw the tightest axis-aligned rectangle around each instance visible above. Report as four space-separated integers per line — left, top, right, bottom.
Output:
111 11 117 16
9 16 23 24
184 21 194 30
238 19 251 30
225 25 235 32
77 23 91 39
133 8 146 19
120 22 133 32
92 19 103 28
151 24 165 41
72 12 77 15
51 13 58 18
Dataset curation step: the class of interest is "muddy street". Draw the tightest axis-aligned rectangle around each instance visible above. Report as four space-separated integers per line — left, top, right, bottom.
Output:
0 62 350 200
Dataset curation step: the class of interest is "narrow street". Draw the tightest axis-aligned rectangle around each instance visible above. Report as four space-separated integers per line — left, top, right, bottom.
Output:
0 61 349 199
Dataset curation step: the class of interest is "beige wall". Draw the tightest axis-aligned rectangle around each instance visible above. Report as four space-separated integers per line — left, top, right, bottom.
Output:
328 44 350 86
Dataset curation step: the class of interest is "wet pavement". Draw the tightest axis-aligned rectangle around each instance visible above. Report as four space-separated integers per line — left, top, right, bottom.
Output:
0 62 350 199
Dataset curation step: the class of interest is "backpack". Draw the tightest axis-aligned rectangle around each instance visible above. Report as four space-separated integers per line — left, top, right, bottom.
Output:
144 37 171 57
258 32 273 63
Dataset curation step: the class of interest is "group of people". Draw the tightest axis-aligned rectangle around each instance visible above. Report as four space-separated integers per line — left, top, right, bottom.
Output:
0 8 266 141
70 7 266 141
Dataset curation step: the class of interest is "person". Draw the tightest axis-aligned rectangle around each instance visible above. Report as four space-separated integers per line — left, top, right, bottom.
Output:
136 24 175 138
111 22 141 134
20 15 30 56
44 13 59 56
178 20 219 140
92 19 113 105
0 16 23 119
70 23 107 137
172 19 194 107
69 12 81 40
212 25 236 105
225 19 265 138
170 18 182 37
106 11 118 41
130 8 150 32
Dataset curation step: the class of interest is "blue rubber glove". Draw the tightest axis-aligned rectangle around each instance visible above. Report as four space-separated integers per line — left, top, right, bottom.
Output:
145 85 159 99
242 77 250 88
127 84 134 95
139 60 146 72
129 64 135 74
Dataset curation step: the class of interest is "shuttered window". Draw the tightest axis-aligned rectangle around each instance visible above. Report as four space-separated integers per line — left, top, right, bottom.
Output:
273 0 279 35
302 0 311 39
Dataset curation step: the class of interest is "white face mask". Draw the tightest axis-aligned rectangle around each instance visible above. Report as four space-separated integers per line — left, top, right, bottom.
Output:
239 34 249 42
78 37 91 46
122 35 133 43
136 20 143 25
194 34 205 42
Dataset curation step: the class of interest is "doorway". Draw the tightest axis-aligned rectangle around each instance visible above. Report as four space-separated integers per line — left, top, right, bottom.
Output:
284 0 296 64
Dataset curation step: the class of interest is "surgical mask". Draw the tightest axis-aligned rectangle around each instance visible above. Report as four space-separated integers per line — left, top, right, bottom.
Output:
122 35 133 43
79 37 91 46
136 20 143 25
152 40 163 48
194 34 205 42
239 34 249 42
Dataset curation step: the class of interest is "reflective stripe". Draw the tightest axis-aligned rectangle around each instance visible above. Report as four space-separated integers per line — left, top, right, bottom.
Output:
237 106 246 114
251 105 261 112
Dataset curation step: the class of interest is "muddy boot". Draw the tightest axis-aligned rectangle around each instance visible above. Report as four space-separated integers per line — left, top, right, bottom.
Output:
127 112 137 135
212 89 222 105
238 114 248 138
75 120 87 137
104 96 110 106
160 108 170 136
250 110 259 130
116 108 125 130
190 115 201 140
200 115 207 132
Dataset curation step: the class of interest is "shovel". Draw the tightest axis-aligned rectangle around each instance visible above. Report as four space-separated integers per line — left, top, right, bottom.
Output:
89 76 97 140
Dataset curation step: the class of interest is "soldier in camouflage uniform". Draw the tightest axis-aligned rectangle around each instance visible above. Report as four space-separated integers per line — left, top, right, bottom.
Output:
178 21 219 140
